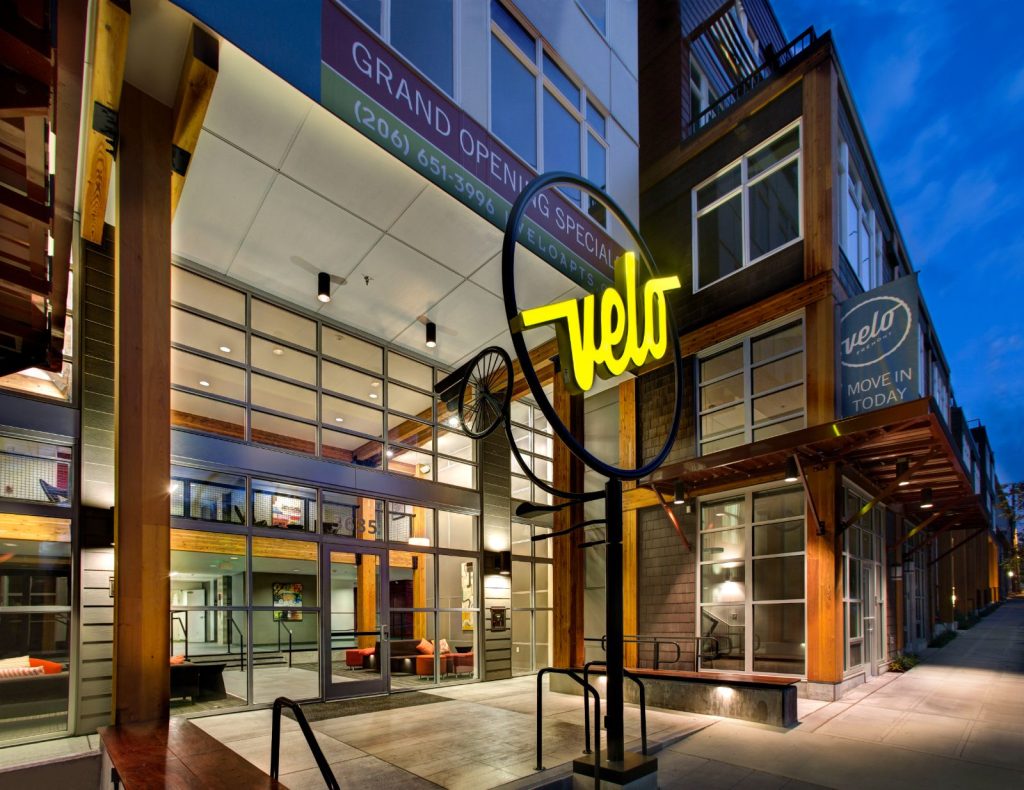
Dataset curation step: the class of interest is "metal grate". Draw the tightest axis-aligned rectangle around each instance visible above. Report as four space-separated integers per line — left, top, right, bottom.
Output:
0 439 71 505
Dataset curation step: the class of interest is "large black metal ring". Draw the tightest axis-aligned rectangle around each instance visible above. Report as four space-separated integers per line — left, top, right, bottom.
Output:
501 172 682 480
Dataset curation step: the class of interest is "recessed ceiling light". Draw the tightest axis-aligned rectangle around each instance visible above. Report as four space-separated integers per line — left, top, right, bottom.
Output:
369 392 378 399
371 381 380 388
446 416 459 428
219 346 231 353
3 542 15 547
229 556 239 560
386 449 394 458
199 380 210 387
335 417 344 423
272 348 284 356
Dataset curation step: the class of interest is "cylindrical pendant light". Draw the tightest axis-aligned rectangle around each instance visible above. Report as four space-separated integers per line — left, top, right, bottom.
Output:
425 321 437 348
317 272 331 303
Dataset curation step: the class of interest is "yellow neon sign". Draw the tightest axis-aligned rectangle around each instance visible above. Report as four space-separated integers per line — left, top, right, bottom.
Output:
513 252 680 394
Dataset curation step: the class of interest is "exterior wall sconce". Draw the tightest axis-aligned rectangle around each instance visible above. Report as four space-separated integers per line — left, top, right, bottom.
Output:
317 271 331 303
784 456 799 483
425 321 437 348
920 487 934 509
483 549 511 576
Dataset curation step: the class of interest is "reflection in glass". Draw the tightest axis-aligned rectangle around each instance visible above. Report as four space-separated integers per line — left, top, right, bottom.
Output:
170 467 245 525
252 481 317 531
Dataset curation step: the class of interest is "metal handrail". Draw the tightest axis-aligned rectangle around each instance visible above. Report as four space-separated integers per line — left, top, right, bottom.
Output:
171 612 189 660
583 661 648 756
536 668 600 789
689 26 817 136
586 633 722 671
277 620 294 668
228 617 246 670
271 697 339 789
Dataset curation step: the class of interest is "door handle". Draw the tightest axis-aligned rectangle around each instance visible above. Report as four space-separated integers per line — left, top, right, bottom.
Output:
381 625 390 642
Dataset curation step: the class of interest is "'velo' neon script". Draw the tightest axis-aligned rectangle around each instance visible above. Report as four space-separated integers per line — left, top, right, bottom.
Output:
513 253 681 394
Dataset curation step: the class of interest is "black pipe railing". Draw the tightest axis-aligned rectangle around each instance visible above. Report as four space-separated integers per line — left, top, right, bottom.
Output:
227 617 246 670
271 697 339 789
583 661 648 756
171 612 189 660
689 26 817 137
536 668 600 789
277 620 294 667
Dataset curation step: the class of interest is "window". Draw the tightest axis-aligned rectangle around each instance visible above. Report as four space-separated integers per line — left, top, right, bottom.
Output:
698 319 805 455
839 142 882 291
169 265 475 488
0 436 72 506
693 123 801 290
489 1 608 222
509 400 554 505
342 0 455 96
576 0 606 34
699 485 805 675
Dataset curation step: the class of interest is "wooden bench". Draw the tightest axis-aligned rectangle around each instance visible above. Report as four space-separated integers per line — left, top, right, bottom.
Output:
99 718 286 789
573 664 799 727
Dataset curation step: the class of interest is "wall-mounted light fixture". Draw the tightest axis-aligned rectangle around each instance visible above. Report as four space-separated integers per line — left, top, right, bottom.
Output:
784 456 799 483
920 487 934 509
317 272 331 303
673 482 685 505
425 321 437 348
483 549 511 576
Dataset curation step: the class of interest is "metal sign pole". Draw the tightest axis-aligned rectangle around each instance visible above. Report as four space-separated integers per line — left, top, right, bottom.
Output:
605 476 625 763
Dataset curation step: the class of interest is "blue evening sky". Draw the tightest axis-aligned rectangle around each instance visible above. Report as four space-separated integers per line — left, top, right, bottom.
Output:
773 1 1024 483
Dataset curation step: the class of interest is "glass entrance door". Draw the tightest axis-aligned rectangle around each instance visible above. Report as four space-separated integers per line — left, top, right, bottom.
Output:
323 546 388 698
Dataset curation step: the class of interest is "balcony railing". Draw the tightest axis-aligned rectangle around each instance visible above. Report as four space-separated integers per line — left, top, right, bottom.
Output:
689 26 817 138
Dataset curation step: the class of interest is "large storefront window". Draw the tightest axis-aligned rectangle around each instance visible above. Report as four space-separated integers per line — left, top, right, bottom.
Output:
169 467 483 711
843 486 886 673
698 319 805 455
170 265 476 489
693 122 801 290
0 516 72 740
699 485 805 675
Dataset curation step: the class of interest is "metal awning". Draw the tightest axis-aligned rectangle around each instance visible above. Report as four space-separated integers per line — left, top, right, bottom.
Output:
650 398 991 537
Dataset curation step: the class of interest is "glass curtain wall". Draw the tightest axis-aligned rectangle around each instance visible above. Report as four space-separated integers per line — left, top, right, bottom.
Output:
169 463 482 713
509 400 554 505
510 521 554 674
169 265 476 490
699 485 806 675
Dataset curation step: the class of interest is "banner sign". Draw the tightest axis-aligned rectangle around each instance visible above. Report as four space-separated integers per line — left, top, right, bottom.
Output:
839 274 921 417
321 1 618 290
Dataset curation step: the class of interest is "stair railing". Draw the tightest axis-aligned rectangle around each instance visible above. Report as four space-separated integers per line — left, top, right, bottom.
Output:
271 697 339 789
277 620 294 667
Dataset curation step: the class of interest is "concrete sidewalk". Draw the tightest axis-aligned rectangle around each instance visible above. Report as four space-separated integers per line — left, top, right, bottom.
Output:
661 598 1024 789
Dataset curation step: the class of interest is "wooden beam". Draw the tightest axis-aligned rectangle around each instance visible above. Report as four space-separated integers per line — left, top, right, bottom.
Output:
805 462 842 683
114 83 171 726
840 449 939 534
170 25 218 218
551 374 584 669
81 0 130 244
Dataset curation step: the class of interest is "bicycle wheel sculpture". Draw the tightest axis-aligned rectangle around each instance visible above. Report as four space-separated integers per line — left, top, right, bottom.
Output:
458 346 512 439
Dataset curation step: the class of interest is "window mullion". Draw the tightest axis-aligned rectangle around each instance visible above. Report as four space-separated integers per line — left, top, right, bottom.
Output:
741 157 750 267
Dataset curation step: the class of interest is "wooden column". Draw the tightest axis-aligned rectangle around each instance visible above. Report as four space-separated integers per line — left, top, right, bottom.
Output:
620 379 638 668
356 497 377 648
113 84 171 725
805 462 843 683
411 500 428 640
552 374 585 668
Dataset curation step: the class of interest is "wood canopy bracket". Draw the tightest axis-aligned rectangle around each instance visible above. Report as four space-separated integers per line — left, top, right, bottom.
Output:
901 516 958 561
81 0 130 244
645 483 691 551
170 24 219 217
793 454 825 537
888 504 950 553
839 448 940 536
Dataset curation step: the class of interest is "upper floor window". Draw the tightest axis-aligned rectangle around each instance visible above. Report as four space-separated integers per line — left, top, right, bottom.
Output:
839 142 883 291
698 319 805 455
692 122 801 291
343 0 455 97
490 1 608 223
576 0 606 35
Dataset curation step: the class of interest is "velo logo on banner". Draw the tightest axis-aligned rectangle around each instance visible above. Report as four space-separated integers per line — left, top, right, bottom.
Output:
839 274 921 416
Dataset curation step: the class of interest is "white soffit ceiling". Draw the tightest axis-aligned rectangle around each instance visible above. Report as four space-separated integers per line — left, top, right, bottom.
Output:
172 41 582 370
